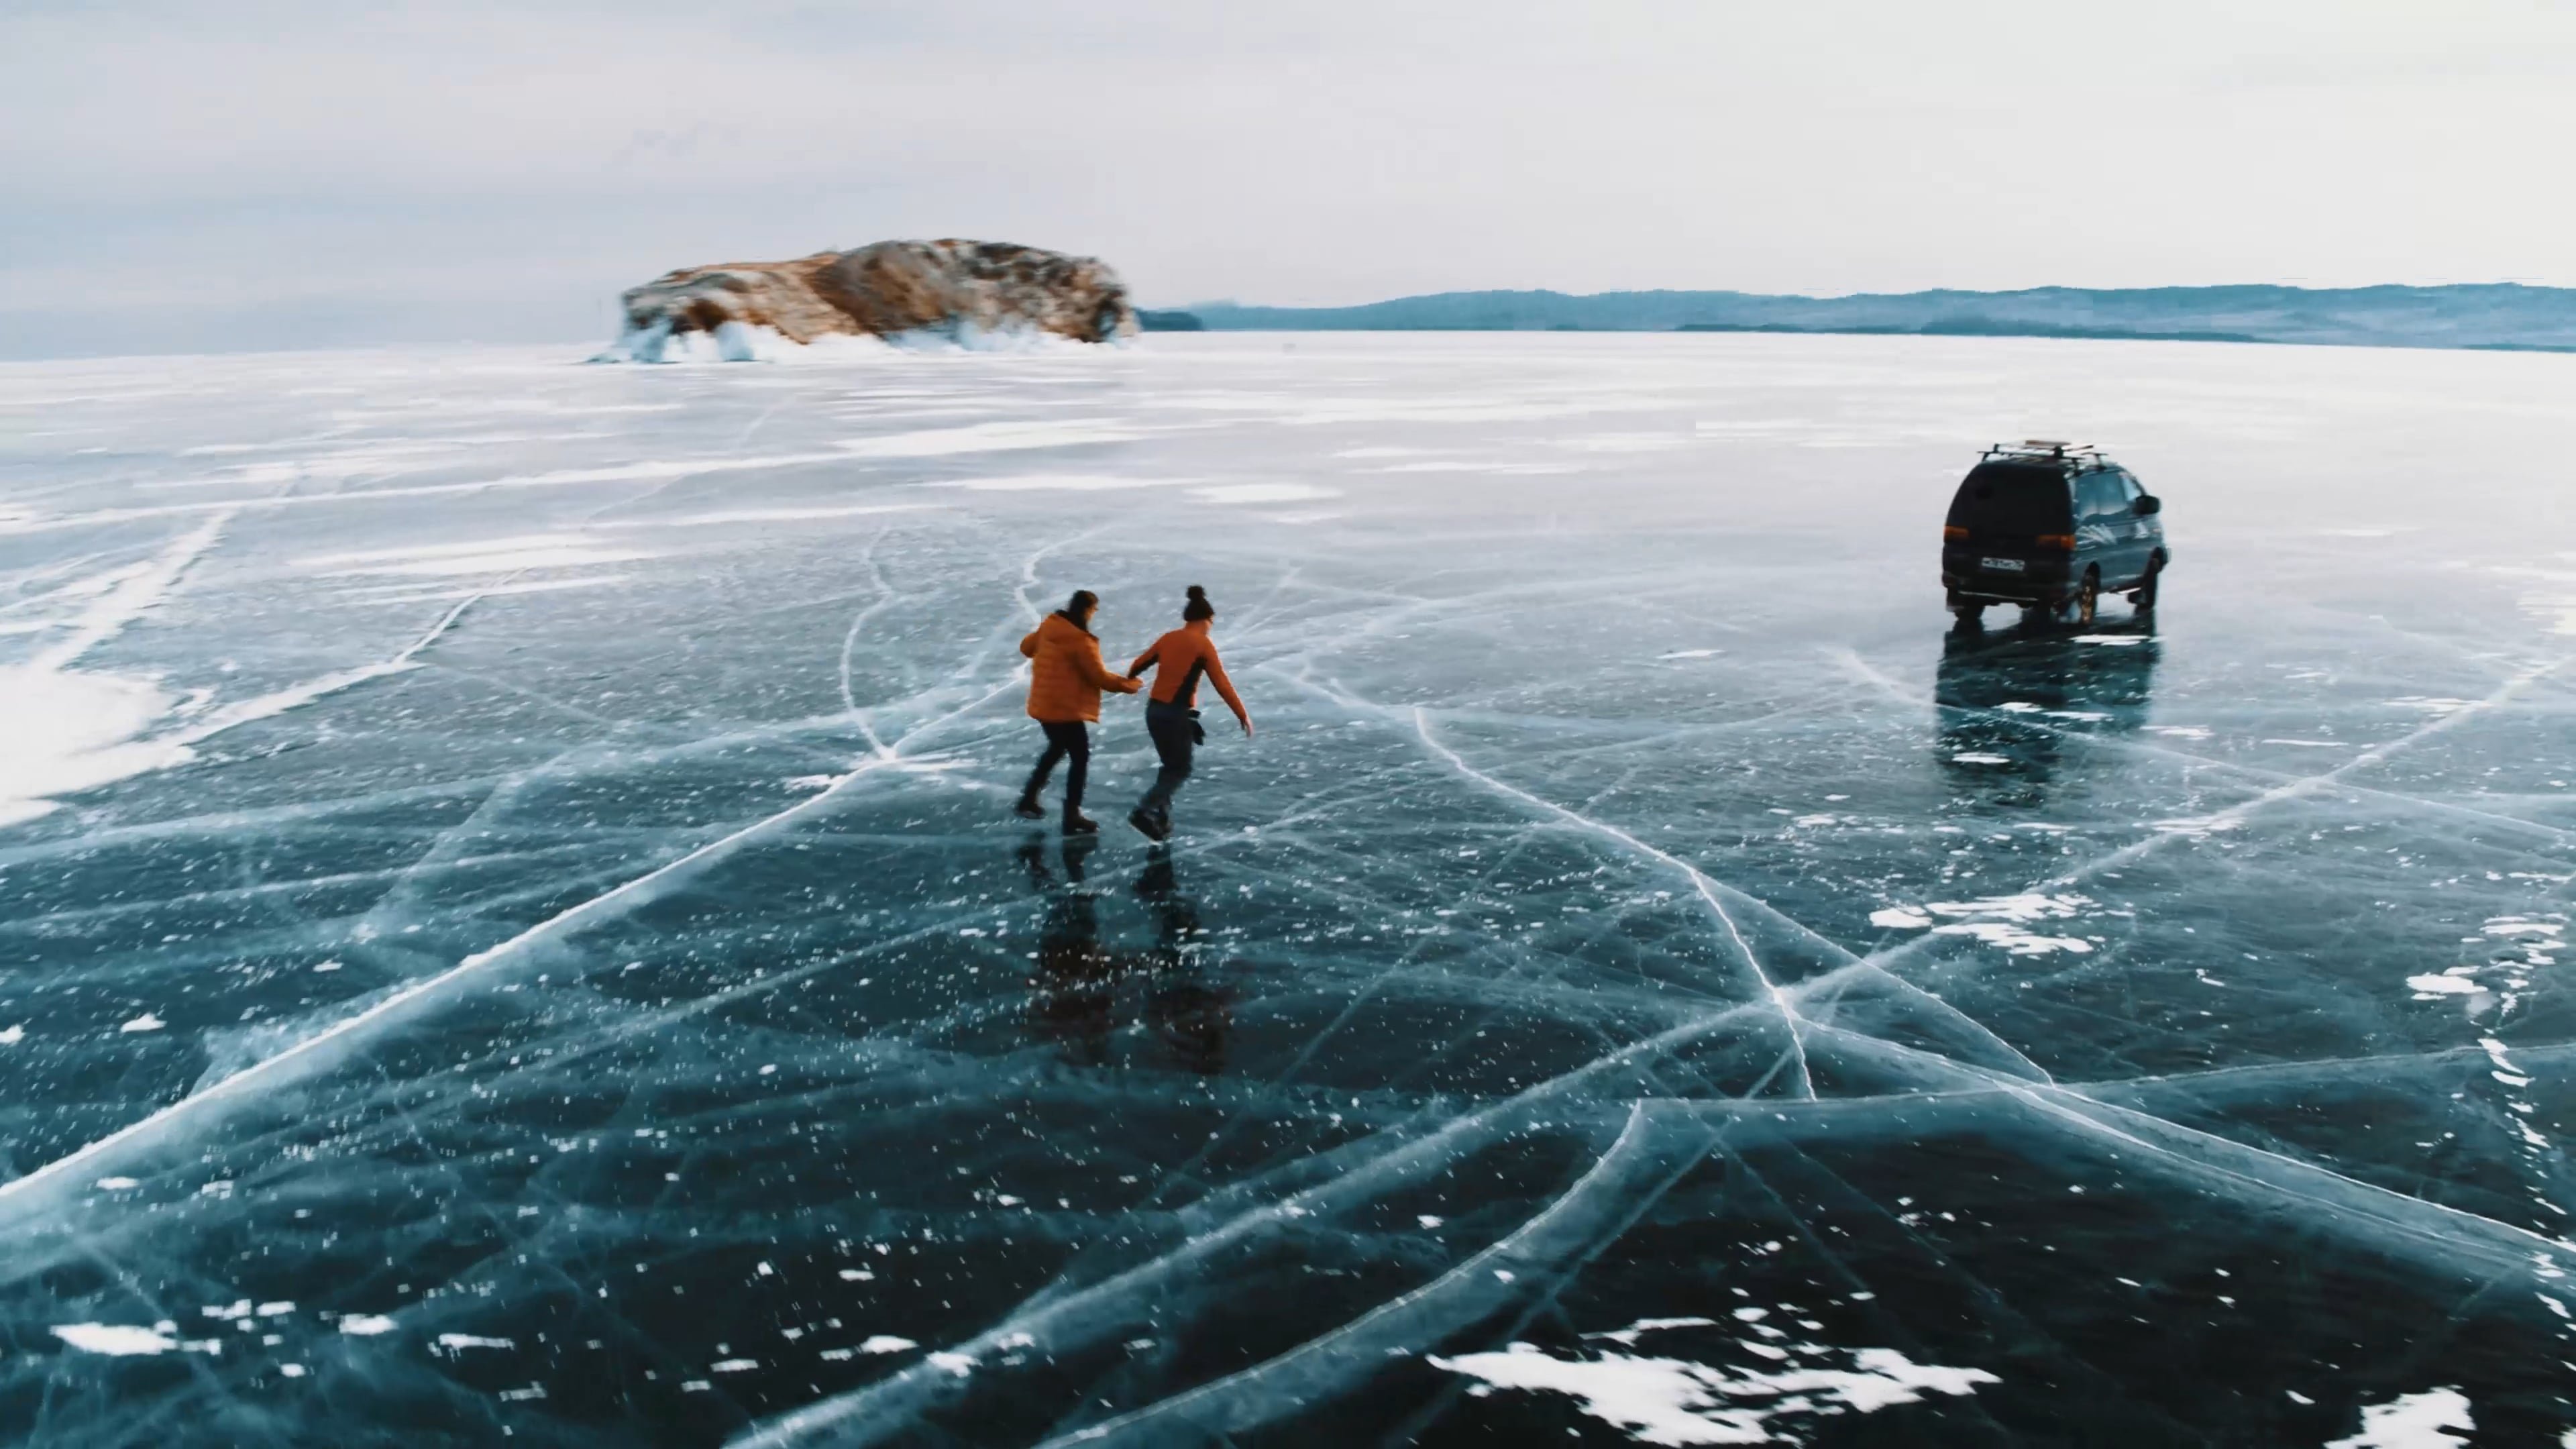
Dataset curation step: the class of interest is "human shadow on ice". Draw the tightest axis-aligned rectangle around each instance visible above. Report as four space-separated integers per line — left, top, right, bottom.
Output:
1019 839 1232 1075
1935 621 2159 803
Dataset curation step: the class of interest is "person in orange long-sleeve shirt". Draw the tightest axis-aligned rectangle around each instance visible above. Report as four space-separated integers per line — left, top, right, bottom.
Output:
1016 590 1140 834
1122 585 1252 841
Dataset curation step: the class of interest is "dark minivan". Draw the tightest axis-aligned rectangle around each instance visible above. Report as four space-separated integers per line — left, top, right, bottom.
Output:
1941 441 2167 627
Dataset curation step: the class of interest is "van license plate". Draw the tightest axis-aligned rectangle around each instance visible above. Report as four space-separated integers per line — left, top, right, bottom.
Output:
1980 557 2025 572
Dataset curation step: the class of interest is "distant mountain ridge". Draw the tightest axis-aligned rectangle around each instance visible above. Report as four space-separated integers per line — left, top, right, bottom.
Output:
1187 284 2576 352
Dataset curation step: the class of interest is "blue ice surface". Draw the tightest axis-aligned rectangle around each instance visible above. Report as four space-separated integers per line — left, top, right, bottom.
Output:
0 332 2571 1446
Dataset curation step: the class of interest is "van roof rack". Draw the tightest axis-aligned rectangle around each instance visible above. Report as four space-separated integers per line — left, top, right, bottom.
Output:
1980 439 2110 469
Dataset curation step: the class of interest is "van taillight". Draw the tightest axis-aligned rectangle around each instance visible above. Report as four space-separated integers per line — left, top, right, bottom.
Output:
1943 525 1968 541
2037 533 2076 551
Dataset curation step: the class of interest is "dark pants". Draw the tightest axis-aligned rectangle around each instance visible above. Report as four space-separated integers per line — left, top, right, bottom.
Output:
1024 720 1090 812
1137 704 1198 820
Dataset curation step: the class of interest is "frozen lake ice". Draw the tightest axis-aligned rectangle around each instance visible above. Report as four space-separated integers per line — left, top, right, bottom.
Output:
1 331 2571 1445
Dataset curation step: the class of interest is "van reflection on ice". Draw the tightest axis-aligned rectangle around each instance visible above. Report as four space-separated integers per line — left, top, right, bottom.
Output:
1935 623 2159 804
1020 839 1232 1074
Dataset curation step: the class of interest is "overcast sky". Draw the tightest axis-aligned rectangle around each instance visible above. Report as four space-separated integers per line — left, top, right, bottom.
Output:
6 0 2574 356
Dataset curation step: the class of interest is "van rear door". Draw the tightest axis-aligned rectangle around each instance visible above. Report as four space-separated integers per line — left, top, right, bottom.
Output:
1948 464 2072 539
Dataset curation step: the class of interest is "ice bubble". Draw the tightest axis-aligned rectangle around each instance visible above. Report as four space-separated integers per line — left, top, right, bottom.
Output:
1430 1340 1998 1444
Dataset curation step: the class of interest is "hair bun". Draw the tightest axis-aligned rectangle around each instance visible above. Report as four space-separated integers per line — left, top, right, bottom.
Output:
1185 585 1206 600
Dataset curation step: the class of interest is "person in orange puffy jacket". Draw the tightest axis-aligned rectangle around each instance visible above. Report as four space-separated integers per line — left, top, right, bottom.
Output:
1015 589 1141 834
1122 585 1252 841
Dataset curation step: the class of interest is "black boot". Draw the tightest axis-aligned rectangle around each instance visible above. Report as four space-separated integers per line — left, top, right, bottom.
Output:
1063 810 1099 835
1127 806 1169 842
1014 789 1046 821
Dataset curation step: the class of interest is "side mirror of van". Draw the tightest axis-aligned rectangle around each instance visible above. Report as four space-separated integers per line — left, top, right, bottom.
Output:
2133 494 2161 516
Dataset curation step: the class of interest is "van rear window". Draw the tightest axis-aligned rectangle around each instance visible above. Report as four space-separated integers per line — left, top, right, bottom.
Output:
1948 464 2070 535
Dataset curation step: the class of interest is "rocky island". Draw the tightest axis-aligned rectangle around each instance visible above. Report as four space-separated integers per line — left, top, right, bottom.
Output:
601 238 1138 360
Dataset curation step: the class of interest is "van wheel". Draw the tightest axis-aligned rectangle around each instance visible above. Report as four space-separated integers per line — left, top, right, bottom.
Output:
2075 571 2100 627
1951 603 1984 631
2129 558 2161 612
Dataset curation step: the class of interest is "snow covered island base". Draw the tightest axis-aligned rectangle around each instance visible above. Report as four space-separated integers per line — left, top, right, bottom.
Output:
0 332 2571 1446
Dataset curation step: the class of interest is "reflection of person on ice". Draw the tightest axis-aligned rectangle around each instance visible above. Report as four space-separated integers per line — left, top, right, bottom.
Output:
1015 589 1141 835
1123 585 1252 841
1019 836 1232 1074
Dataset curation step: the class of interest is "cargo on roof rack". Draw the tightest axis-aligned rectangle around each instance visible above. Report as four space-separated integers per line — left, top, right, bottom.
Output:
1979 440 2111 470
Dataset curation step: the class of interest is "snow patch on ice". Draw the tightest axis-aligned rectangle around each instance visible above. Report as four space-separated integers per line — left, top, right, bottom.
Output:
1431 1338 1998 1445
606 502 940 527
943 474 1187 493
0 666 193 827
52 1323 180 1356
2483 919 2561 939
1874 894 2098 956
2324 1388 2473 1449
1193 483 1340 504
303 535 651 578
839 421 1142 459
0 518 476 827
1375 459 1587 475
339 576 631 606
1552 433 1690 453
